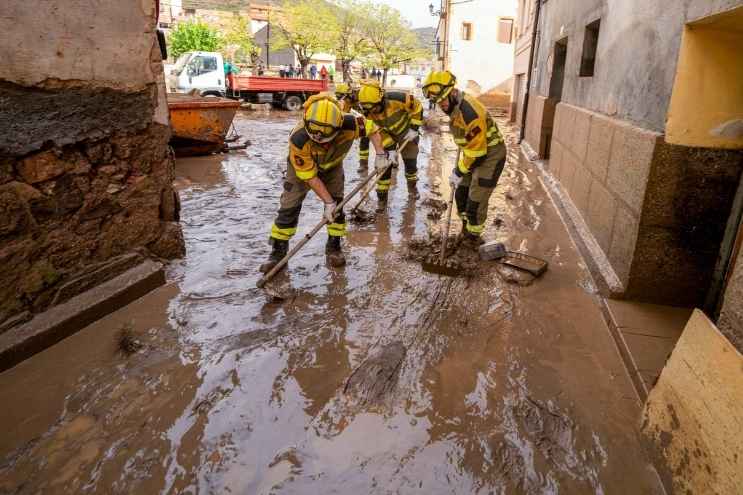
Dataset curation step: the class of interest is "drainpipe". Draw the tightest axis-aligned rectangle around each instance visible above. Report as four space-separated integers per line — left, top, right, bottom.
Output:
519 0 543 143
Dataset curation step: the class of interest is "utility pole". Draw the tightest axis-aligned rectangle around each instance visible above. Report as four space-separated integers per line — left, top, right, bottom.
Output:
265 7 271 69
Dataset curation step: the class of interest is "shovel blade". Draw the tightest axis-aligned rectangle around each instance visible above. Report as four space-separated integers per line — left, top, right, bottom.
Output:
421 260 464 277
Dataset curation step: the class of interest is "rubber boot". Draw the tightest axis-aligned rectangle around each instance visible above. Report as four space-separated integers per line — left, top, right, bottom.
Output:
460 231 484 251
325 236 346 267
259 239 289 273
376 191 388 211
407 180 418 198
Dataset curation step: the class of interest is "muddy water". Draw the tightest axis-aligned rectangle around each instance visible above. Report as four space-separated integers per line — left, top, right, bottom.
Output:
0 109 662 494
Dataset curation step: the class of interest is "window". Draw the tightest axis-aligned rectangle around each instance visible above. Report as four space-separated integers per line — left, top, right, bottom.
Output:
579 19 600 77
461 22 473 41
497 18 514 44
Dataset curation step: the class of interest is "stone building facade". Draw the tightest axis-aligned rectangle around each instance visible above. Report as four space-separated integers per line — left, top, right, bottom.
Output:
521 0 743 345
0 0 185 329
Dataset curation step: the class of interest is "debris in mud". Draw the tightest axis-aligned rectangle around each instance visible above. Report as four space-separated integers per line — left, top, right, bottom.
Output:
493 217 504 228
405 235 478 275
421 197 448 220
118 323 143 356
344 341 406 405
348 208 377 225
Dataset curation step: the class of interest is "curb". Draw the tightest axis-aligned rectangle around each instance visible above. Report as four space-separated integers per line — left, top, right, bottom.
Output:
0 260 165 373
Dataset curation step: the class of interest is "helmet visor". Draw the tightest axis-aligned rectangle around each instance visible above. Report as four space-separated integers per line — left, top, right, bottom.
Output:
422 82 448 103
306 120 340 143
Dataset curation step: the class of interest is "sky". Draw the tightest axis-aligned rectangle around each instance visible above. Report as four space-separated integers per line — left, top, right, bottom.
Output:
375 0 437 29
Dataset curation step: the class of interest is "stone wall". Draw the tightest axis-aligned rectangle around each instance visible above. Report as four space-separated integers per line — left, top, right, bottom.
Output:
0 0 184 328
550 102 743 307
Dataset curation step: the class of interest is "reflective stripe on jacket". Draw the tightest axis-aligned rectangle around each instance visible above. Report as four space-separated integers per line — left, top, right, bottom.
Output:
367 91 423 149
288 114 376 181
450 92 504 174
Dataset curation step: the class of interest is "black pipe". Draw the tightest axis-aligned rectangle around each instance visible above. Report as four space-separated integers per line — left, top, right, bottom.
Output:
519 0 542 143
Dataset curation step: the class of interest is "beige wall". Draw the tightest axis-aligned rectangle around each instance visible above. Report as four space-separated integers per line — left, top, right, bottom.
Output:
1 0 159 91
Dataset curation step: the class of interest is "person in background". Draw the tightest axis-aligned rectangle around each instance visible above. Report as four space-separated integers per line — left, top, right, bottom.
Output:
257 62 264 76
320 65 328 81
310 64 318 80
296 64 302 78
279 64 286 78
287 65 295 78
328 65 335 82
358 80 424 201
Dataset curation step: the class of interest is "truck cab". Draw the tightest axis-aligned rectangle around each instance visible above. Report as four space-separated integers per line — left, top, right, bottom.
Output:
168 51 226 97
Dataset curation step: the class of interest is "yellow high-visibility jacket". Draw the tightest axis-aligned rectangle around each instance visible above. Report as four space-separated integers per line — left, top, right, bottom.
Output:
450 93 504 174
288 114 377 181
366 91 423 149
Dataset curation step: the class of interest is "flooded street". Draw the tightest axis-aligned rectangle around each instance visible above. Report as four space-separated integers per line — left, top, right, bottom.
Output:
0 110 663 494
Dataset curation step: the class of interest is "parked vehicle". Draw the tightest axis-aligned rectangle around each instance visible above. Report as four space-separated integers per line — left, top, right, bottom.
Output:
167 51 329 110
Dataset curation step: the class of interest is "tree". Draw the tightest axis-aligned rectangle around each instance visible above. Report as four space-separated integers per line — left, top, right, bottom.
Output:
329 0 372 82
271 0 338 76
362 4 426 85
168 21 223 59
222 15 260 65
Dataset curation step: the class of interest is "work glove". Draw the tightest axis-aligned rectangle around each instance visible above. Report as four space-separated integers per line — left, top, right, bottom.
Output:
374 153 389 173
449 168 464 189
323 201 338 224
386 149 399 168
404 128 419 143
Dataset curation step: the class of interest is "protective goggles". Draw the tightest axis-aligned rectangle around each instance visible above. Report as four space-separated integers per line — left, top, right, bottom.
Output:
306 120 341 143
422 83 451 103
359 102 380 113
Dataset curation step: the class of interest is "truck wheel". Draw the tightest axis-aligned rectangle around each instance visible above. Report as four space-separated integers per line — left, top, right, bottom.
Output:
284 95 303 111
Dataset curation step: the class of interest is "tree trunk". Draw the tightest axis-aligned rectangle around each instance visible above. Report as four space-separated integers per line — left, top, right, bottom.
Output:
342 59 352 82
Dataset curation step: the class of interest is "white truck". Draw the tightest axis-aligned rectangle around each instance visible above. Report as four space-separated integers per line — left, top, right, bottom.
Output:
167 51 227 97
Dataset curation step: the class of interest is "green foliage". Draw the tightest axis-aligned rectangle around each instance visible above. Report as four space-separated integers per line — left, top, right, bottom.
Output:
361 4 427 72
222 15 260 64
329 0 373 81
168 21 223 59
271 0 338 73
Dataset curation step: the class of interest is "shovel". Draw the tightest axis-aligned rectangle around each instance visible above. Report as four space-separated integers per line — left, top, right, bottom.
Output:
256 165 381 289
422 149 464 277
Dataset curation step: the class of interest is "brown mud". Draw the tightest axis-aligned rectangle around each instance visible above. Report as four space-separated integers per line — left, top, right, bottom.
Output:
0 110 663 494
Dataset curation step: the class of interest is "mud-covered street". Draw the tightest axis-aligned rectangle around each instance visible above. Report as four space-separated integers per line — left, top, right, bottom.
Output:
0 110 663 494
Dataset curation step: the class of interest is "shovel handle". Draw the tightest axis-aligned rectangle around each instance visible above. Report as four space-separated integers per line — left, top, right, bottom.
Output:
257 165 380 288
439 149 461 265
350 137 412 215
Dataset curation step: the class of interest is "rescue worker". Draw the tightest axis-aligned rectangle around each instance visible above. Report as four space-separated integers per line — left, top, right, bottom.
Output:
422 70 507 248
335 82 370 168
260 95 387 272
357 80 424 203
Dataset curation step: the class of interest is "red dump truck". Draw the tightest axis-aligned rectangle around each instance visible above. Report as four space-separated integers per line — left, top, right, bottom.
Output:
226 74 329 110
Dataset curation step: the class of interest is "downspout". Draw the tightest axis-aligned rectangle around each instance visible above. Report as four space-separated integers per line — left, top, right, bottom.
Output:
519 0 542 143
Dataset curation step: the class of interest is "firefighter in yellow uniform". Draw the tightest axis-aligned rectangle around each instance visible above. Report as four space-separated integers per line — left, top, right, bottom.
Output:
422 70 507 247
335 83 370 169
260 95 386 272
357 80 424 202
